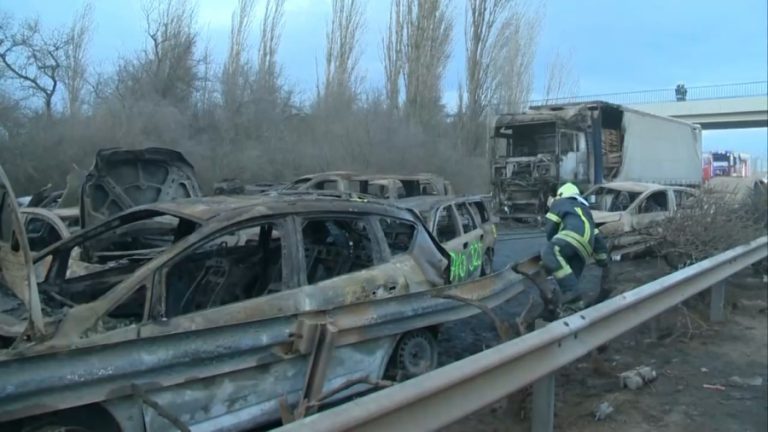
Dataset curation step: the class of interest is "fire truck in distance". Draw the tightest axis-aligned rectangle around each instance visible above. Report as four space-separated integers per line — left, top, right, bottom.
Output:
702 151 750 181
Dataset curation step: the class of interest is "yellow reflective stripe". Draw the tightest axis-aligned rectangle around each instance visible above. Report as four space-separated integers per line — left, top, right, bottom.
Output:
556 231 591 259
553 246 573 279
594 253 608 260
545 212 561 224
574 207 591 244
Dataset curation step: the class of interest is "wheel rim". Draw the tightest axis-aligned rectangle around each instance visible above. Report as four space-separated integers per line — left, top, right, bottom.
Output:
29 426 91 432
396 332 436 377
481 253 492 276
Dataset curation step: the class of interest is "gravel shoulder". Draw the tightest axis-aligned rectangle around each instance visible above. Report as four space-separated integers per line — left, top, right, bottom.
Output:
441 259 768 432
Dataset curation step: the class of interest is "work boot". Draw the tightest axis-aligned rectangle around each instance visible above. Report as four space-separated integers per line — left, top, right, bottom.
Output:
534 277 560 322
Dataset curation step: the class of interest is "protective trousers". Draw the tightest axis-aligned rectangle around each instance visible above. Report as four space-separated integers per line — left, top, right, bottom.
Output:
541 237 585 295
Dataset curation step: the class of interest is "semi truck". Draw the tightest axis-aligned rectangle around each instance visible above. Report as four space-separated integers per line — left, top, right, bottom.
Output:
492 101 702 220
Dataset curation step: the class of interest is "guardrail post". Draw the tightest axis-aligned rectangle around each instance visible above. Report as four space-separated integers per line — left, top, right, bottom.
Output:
531 320 555 432
648 317 659 341
709 282 727 322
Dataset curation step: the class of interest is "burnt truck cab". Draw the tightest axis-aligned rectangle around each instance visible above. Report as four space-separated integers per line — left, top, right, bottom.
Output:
492 103 619 220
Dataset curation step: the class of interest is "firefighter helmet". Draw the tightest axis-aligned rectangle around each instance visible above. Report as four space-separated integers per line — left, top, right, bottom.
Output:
556 182 580 199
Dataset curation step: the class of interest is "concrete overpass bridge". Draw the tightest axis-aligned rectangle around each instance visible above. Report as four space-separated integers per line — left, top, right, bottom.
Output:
530 81 767 130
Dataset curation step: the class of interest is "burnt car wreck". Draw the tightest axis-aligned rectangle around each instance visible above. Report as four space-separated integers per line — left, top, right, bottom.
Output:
0 161 535 431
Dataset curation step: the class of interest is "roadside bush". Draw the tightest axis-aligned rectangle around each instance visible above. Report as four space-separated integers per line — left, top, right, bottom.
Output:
649 185 767 270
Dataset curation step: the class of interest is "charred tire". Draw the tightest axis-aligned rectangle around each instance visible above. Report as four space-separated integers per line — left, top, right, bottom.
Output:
480 250 493 276
16 407 120 432
663 250 694 271
386 329 438 381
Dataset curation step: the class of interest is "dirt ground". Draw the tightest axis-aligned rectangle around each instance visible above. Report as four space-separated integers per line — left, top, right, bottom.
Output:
442 259 768 432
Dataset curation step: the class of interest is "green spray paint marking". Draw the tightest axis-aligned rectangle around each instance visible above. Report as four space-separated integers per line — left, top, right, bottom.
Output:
449 240 484 282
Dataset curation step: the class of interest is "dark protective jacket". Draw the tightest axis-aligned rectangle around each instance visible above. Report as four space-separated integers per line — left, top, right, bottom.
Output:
544 196 609 264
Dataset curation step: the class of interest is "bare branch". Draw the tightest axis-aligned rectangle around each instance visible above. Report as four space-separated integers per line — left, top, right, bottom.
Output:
322 0 365 107
543 48 579 104
0 14 69 116
141 0 198 105
63 2 93 116
402 0 454 126
222 0 256 111
489 1 542 114
256 0 285 99
382 0 405 113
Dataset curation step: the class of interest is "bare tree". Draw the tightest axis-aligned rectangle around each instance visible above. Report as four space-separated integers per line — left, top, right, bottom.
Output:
464 0 508 125
222 0 256 111
542 48 579 104
489 2 541 114
322 0 365 107
402 0 454 126
142 0 198 106
382 0 405 113
256 0 285 99
63 2 93 116
197 38 216 112
0 14 69 117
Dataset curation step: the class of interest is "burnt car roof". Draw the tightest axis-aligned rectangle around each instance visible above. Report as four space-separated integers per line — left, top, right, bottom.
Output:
396 195 487 213
297 171 447 181
589 182 682 194
131 193 421 224
395 195 474 211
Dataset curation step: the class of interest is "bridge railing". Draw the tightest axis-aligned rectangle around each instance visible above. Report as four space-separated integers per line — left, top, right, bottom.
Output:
529 81 768 106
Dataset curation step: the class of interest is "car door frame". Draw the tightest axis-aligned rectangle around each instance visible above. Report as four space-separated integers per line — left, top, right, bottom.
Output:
431 204 474 282
294 212 388 287
628 189 674 230
453 201 485 280
145 214 300 323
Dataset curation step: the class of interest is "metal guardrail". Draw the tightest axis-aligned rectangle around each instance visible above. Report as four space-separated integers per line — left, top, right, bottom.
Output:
529 81 768 106
274 236 768 432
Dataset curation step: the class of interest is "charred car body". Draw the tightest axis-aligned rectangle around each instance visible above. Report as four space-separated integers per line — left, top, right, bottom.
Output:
0 165 531 431
398 195 498 282
282 172 455 201
213 178 285 196
18 147 202 257
585 182 698 259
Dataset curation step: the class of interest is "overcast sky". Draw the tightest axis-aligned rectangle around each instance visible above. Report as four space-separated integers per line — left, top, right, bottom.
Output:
5 0 768 163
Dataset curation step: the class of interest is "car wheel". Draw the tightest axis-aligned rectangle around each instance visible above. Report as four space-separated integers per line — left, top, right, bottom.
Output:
663 250 694 270
19 408 119 432
388 329 438 381
26 426 91 432
480 251 493 276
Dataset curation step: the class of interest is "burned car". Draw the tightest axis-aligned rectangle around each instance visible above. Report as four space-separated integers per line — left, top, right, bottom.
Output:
0 166 530 432
398 195 498 281
282 171 454 201
18 147 202 255
585 182 698 258
213 178 285 196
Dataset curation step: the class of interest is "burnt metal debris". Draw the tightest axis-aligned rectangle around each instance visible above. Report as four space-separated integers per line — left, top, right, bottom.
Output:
0 152 539 431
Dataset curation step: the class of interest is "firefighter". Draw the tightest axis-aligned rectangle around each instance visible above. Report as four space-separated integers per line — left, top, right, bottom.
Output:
540 182 609 305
